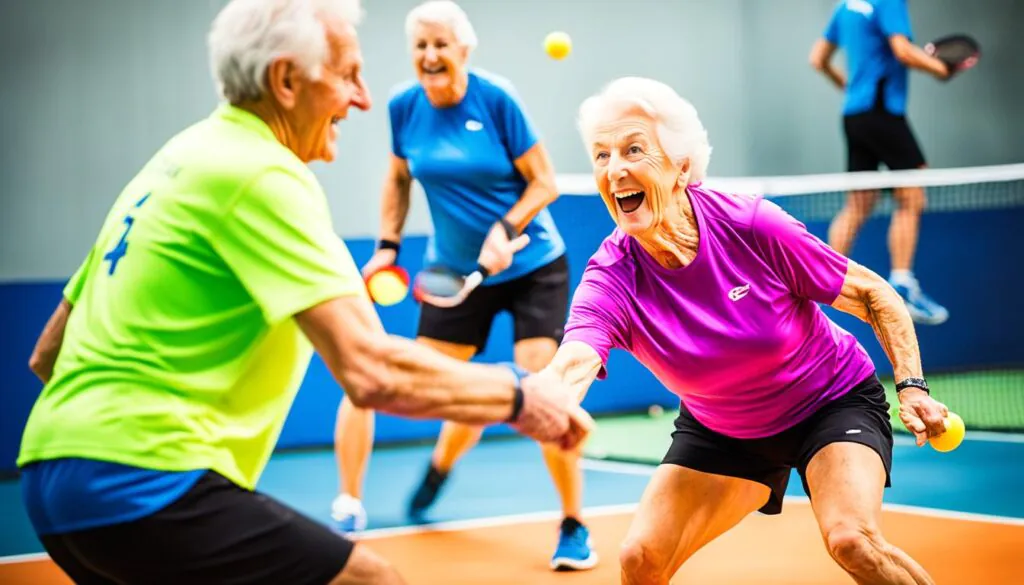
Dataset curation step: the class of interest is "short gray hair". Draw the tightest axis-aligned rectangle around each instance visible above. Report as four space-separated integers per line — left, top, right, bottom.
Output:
578 77 712 183
404 0 478 50
208 0 365 103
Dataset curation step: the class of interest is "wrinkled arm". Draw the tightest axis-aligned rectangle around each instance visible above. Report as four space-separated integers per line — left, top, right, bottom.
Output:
540 341 604 404
296 295 518 423
29 298 73 384
378 155 413 243
505 143 559 232
830 259 922 383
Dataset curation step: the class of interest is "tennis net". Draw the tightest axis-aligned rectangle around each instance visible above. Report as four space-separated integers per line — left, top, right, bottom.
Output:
557 163 1024 434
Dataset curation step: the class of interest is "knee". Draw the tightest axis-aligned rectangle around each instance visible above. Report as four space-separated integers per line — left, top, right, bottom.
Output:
895 188 927 213
619 538 668 585
825 524 886 576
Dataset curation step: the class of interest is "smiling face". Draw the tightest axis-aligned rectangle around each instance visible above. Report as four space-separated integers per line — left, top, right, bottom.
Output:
587 102 691 236
410 21 468 105
285 16 371 163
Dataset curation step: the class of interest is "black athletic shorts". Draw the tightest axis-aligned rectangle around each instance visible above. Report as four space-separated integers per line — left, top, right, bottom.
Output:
843 106 926 172
39 471 355 585
662 373 894 515
417 254 570 353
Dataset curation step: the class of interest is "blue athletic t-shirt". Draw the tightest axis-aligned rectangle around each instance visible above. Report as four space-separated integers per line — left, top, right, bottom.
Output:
389 69 566 285
824 0 913 115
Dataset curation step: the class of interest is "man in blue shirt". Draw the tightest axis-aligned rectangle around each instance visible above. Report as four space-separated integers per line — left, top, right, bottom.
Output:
331 0 597 572
810 0 951 325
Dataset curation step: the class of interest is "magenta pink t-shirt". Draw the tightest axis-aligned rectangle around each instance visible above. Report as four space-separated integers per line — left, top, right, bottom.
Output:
562 184 876 439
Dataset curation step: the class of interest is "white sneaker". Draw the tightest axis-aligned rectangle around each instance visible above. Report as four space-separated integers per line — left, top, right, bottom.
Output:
331 493 367 533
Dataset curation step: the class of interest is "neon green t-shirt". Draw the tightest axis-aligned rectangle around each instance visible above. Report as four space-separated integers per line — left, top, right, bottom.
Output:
17 104 365 490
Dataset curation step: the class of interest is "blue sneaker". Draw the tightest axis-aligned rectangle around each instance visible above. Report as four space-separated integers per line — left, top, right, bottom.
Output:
551 518 598 571
407 464 449 520
890 278 949 325
330 493 367 534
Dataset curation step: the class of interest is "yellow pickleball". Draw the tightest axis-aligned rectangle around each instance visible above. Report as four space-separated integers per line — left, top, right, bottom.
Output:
366 267 409 307
544 31 572 60
929 411 965 452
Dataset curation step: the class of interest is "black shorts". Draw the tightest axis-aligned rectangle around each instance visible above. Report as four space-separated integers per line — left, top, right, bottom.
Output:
417 254 570 353
39 471 355 585
843 107 927 172
662 374 894 515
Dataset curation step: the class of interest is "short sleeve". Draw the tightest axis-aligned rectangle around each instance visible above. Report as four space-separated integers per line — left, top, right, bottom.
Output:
752 198 849 305
493 84 540 160
561 267 631 380
877 0 912 39
63 246 96 304
823 2 842 44
212 170 366 324
388 94 406 159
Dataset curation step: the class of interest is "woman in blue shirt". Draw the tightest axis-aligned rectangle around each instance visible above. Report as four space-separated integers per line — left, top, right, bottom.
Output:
330 0 597 572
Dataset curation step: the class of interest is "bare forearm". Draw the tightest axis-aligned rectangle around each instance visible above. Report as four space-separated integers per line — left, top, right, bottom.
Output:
863 288 923 382
822 65 846 90
350 335 518 424
378 177 411 242
542 341 602 403
29 299 72 384
896 44 948 78
504 178 557 233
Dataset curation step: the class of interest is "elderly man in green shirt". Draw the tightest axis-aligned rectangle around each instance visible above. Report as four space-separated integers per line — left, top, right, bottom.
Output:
16 1 591 584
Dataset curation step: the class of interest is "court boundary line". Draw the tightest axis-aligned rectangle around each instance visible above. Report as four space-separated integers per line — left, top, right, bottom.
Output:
3 493 1021 566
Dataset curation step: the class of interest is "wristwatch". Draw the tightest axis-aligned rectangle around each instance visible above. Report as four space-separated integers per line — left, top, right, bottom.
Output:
895 377 929 395
502 363 528 422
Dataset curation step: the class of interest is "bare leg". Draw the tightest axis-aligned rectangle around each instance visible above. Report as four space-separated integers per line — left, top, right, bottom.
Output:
334 397 374 499
619 465 770 585
329 544 406 585
515 337 584 521
829 189 880 256
420 338 484 472
889 186 926 273
806 442 934 584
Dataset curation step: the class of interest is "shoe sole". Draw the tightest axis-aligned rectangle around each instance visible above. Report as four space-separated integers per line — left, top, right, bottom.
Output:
550 552 599 571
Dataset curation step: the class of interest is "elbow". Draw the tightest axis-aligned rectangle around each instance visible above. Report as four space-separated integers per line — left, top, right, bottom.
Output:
28 353 48 383
809 54 825 71
339 339 398 410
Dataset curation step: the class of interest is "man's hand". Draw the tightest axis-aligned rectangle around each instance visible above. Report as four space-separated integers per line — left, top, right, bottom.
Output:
361 248 398 279
477 221 530 277
897 388 949 446
509 372 594 450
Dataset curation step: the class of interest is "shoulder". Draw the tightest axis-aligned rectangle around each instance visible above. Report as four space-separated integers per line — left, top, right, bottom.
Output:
579 230 634 287
387 78 424 112
689 183 763 231
470 69 524 106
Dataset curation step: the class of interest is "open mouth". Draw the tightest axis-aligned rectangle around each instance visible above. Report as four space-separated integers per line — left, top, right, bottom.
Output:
422 63 447 75
615 191 646 214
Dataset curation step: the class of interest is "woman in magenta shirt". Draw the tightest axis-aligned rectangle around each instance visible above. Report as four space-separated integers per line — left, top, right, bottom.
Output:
545 76 950 585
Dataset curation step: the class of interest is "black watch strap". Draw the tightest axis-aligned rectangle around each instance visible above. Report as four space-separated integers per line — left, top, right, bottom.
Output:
377 239 401 257
895 377 929 394
497 217 518 240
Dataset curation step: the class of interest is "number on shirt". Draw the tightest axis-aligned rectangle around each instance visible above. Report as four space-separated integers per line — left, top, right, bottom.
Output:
103 193 151 275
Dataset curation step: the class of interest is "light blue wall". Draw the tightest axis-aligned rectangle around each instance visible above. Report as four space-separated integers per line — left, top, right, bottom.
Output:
4 0 1021 281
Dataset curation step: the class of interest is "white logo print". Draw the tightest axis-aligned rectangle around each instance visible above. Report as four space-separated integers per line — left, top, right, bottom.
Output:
845 429 863 435
728 284 751 301
465 119 483 131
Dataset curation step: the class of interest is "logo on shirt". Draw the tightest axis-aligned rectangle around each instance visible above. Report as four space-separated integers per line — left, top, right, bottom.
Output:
728 284 751 301
845 0 873 17
465 119 484 131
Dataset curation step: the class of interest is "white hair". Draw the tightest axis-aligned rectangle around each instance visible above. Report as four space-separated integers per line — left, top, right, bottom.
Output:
208 0 365 103
404 0 478 50
578 77 712 183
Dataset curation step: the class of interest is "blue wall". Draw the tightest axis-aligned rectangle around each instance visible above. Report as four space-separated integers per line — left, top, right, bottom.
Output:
3 193 1023 473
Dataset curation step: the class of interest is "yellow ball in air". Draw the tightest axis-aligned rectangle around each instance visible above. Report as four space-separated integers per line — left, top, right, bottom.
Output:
544 31 572 60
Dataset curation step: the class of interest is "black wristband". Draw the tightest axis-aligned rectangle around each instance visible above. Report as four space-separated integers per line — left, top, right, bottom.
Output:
895 377 929 394
377 239 401 257
502 363 528 422
497 217 518 240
